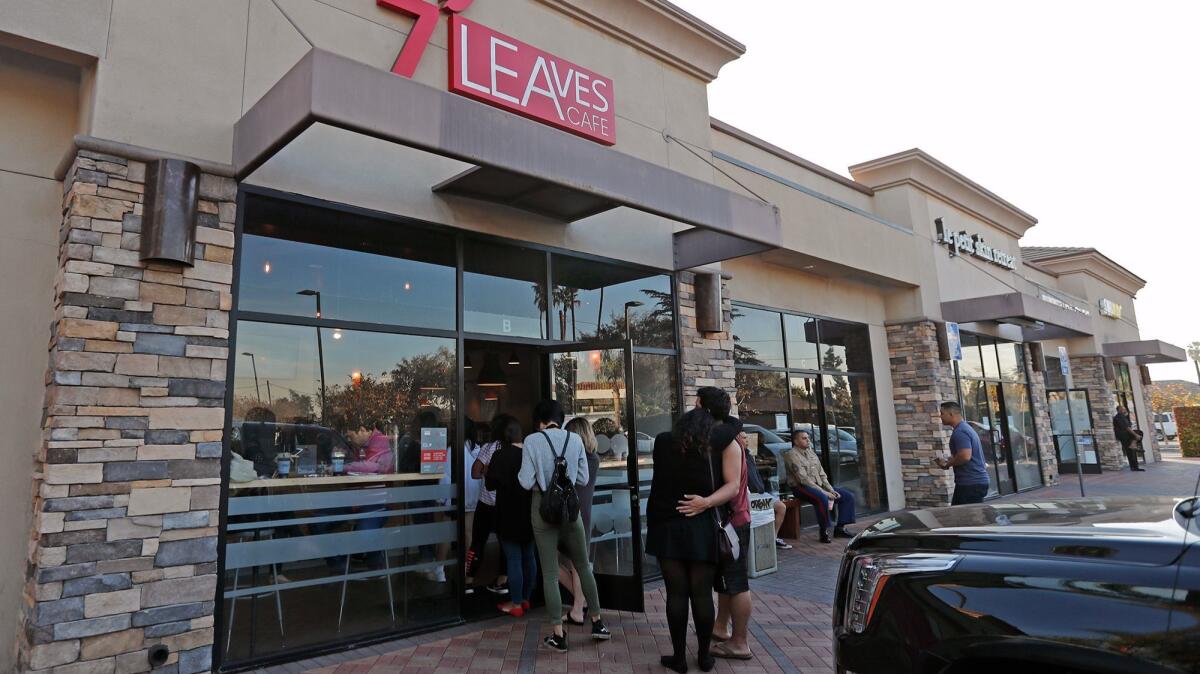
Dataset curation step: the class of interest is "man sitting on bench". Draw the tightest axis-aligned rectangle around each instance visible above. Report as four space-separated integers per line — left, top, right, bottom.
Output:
783 430 856 544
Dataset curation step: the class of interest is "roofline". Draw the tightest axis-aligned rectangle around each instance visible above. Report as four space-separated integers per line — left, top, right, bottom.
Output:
849 148 1038 227
1019 247 1148 287
535 0 745 82
710 118 874 196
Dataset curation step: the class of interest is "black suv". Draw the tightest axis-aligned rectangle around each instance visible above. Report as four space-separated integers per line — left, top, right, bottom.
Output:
834 496 1200 673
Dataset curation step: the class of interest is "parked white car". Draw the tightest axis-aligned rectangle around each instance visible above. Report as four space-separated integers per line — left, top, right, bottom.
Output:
1154 412 1178 441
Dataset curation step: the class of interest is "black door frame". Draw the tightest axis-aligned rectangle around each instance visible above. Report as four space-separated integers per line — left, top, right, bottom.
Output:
538 338 646 612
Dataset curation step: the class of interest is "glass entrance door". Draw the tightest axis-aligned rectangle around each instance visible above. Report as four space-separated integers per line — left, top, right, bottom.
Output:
541 341 645 612
986 382 1016 496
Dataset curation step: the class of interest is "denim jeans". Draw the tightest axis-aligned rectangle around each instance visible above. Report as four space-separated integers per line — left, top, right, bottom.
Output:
499 539 538 604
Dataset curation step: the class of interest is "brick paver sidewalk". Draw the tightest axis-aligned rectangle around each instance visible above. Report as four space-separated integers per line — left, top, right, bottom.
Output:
265 457 1198 674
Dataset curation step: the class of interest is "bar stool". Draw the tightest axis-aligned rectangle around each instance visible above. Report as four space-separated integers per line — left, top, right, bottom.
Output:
337 543 396 631
225 529 284 654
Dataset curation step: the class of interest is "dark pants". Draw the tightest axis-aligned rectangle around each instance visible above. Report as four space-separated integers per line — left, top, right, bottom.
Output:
794 486 856 530
951 483 989 505
467 502 505 578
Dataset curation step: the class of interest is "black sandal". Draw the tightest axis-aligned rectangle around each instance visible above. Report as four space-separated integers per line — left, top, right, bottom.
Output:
562 606 588 625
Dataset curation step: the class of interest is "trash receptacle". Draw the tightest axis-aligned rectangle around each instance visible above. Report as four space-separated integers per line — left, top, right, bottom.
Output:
747 493 778 577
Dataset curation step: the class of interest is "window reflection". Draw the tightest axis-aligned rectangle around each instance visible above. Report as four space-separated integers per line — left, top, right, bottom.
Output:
225 321 458 665
238 198 455 329
821 375 886 513
463 240 546 338
958 334 985 379
731 306 785 367
551 255 674 347
784 314 819 371
735 370 789 496
818 320 872 373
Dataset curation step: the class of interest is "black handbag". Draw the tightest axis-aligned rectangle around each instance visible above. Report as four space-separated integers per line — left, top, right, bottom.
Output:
538 430 580 526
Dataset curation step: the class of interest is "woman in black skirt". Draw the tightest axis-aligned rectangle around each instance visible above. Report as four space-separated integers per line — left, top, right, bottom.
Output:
646 387 743 673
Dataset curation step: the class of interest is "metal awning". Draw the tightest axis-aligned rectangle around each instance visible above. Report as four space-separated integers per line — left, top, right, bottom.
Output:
940 291 1093 341
233 49 780 270
1102 340 1188 365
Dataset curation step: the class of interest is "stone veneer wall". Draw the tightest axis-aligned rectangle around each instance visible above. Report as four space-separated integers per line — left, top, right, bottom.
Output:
677 272 735 404
1070 356 1123 472
1025 349 1059 486
885 321 956 508
1141 383 1162 462
18 151 235 673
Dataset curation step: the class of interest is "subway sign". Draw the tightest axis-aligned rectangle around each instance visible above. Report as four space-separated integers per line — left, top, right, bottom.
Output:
378 0 616 145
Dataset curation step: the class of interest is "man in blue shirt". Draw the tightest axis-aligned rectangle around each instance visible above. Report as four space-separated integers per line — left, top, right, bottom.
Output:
935 401 990 504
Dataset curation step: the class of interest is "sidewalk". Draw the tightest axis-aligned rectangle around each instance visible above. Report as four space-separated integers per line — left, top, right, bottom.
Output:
271 457 1198 674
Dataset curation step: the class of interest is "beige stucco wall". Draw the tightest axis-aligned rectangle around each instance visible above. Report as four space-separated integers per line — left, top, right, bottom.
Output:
0 45 81 672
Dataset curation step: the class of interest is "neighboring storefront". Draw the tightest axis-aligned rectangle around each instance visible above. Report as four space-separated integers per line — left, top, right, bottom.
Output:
0 1 1188 672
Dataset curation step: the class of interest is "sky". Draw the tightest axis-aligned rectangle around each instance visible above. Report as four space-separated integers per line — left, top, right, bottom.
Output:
672 0 1199 383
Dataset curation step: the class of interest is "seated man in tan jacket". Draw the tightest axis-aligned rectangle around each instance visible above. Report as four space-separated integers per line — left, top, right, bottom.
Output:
782 430 857 543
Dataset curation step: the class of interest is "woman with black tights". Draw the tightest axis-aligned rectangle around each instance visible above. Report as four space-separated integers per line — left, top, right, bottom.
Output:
646 387 743 673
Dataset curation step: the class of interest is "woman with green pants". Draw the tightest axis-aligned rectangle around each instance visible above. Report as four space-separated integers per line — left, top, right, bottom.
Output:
518 400 611 653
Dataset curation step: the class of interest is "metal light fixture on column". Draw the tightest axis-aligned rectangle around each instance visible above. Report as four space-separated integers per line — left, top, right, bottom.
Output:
507 350 521 366
242 352 261 403
624 301 644 341
297 289 327 420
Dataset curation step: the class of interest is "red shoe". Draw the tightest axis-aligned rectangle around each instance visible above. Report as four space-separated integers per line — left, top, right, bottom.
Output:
498 602 524 617
521 601 531 611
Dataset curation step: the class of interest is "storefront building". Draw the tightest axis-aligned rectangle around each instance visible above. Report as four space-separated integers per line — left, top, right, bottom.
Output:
0 1 1187 671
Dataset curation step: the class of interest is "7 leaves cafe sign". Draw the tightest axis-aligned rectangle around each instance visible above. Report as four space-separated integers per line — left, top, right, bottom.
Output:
379 0 616 145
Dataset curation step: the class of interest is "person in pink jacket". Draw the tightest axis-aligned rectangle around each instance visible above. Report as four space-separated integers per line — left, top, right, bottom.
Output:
346 421 395 474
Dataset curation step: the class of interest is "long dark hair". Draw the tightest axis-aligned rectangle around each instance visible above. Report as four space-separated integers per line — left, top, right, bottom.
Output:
674 407 715 455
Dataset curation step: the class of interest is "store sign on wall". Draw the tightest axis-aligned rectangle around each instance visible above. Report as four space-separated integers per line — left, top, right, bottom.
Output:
1099 298 1123 319
1040 291 1091 317
378 0 616 145
933 217 1017 270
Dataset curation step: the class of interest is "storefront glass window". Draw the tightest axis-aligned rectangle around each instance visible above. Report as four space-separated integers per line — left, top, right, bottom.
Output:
958 334 985 379
783 314 819 371
238 199 456 330
1004 382 1042 489
978 340 1000 380
731 303 885 513
996 342 1023 382
736 370 789 495
551 255 674 347
822 375 887 512
463 239 547 338
225 321 458 664
731 306 785 367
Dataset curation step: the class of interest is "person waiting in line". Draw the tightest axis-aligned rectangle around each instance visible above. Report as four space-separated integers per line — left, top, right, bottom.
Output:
1113 405 1144 471
647 387 743 673
432 419 481 584
559 416 600 625
783 430 857 543
467 414 511 595
935 401 991 504
711 418 754 661
486 416 538 617
519 400 610 652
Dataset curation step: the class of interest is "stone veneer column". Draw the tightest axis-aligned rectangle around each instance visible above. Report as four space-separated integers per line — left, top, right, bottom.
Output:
1140 382 1162 462
1026 350 1059 486
885 321 956 508
677 271 735 404
1069 356 1123 472
18 151 235 673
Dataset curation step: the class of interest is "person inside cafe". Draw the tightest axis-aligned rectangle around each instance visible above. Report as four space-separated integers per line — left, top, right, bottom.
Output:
345 417 395 474
783 430 857 543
